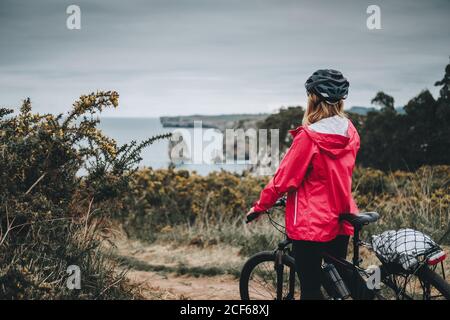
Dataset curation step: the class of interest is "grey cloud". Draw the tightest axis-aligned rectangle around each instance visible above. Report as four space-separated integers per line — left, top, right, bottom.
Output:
0 0 449 116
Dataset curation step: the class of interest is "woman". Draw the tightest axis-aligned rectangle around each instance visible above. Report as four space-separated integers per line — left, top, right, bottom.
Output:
247 69 360 300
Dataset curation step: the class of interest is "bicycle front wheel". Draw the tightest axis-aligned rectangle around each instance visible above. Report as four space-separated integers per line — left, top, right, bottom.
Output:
240 251 298 300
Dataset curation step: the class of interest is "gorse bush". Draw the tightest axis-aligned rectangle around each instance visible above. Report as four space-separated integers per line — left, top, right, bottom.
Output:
0 92 170 299
116 168 269 242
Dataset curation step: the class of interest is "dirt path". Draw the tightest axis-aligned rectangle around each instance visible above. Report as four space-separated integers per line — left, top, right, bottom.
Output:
126 270 240 299
111 239 244 300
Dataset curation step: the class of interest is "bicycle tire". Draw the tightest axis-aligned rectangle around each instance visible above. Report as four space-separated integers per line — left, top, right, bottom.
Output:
382 265 450 300
417 265 450 299
240 251 296 300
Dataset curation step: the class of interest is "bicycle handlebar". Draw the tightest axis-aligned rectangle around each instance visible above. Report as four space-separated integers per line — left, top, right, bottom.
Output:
245 197 286 224
245 211 262 224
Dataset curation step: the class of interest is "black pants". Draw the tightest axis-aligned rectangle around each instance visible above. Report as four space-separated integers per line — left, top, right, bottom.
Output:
292 235 350 300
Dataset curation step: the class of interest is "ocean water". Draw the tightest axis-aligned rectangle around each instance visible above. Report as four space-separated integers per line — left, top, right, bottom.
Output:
98 117 250 175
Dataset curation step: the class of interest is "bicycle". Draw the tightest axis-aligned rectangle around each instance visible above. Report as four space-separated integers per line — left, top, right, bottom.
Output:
240 198 450 300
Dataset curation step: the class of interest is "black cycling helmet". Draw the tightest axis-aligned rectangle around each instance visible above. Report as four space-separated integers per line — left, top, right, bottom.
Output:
305 69 349 104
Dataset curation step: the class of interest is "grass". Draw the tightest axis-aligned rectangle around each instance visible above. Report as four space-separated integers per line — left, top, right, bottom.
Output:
153 209 287 257
106 235 247 280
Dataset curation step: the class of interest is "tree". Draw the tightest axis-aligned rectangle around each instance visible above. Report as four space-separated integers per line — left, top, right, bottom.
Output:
432 58 450 165
371 91 395 112
258 106 304 150
434 57 450 101
358 92 405 170
358 60 450 170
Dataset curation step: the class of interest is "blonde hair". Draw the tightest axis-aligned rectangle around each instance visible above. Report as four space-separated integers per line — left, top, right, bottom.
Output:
302 93 346 126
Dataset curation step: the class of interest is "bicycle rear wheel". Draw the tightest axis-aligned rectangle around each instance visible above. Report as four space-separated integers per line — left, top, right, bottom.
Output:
380 264 450 300
240 251 298 300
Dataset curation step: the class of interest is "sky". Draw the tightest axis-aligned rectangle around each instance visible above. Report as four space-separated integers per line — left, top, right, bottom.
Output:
0 0 449 117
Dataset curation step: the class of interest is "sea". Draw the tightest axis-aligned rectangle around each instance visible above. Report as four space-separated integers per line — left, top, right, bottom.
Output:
98 117 250 175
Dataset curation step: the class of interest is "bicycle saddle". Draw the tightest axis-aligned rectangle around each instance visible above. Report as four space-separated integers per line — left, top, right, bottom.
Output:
339 212 379 227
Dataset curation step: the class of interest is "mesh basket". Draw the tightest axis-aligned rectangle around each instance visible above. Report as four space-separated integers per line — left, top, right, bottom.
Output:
371 228 441 272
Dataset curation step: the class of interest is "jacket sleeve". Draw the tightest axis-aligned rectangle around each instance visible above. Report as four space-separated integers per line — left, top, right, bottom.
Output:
253 130 316 212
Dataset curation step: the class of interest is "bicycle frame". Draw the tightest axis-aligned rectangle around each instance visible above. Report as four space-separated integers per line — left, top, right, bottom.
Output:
273 225 374 300
273 238 296 300
254 205 448 300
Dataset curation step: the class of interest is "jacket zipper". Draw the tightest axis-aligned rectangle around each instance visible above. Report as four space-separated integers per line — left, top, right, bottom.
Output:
294 190 298 225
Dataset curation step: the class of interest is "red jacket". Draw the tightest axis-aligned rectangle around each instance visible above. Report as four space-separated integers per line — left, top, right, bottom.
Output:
253 118 360 242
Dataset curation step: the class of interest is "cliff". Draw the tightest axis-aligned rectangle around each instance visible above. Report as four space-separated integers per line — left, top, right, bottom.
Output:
160 114 268 131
